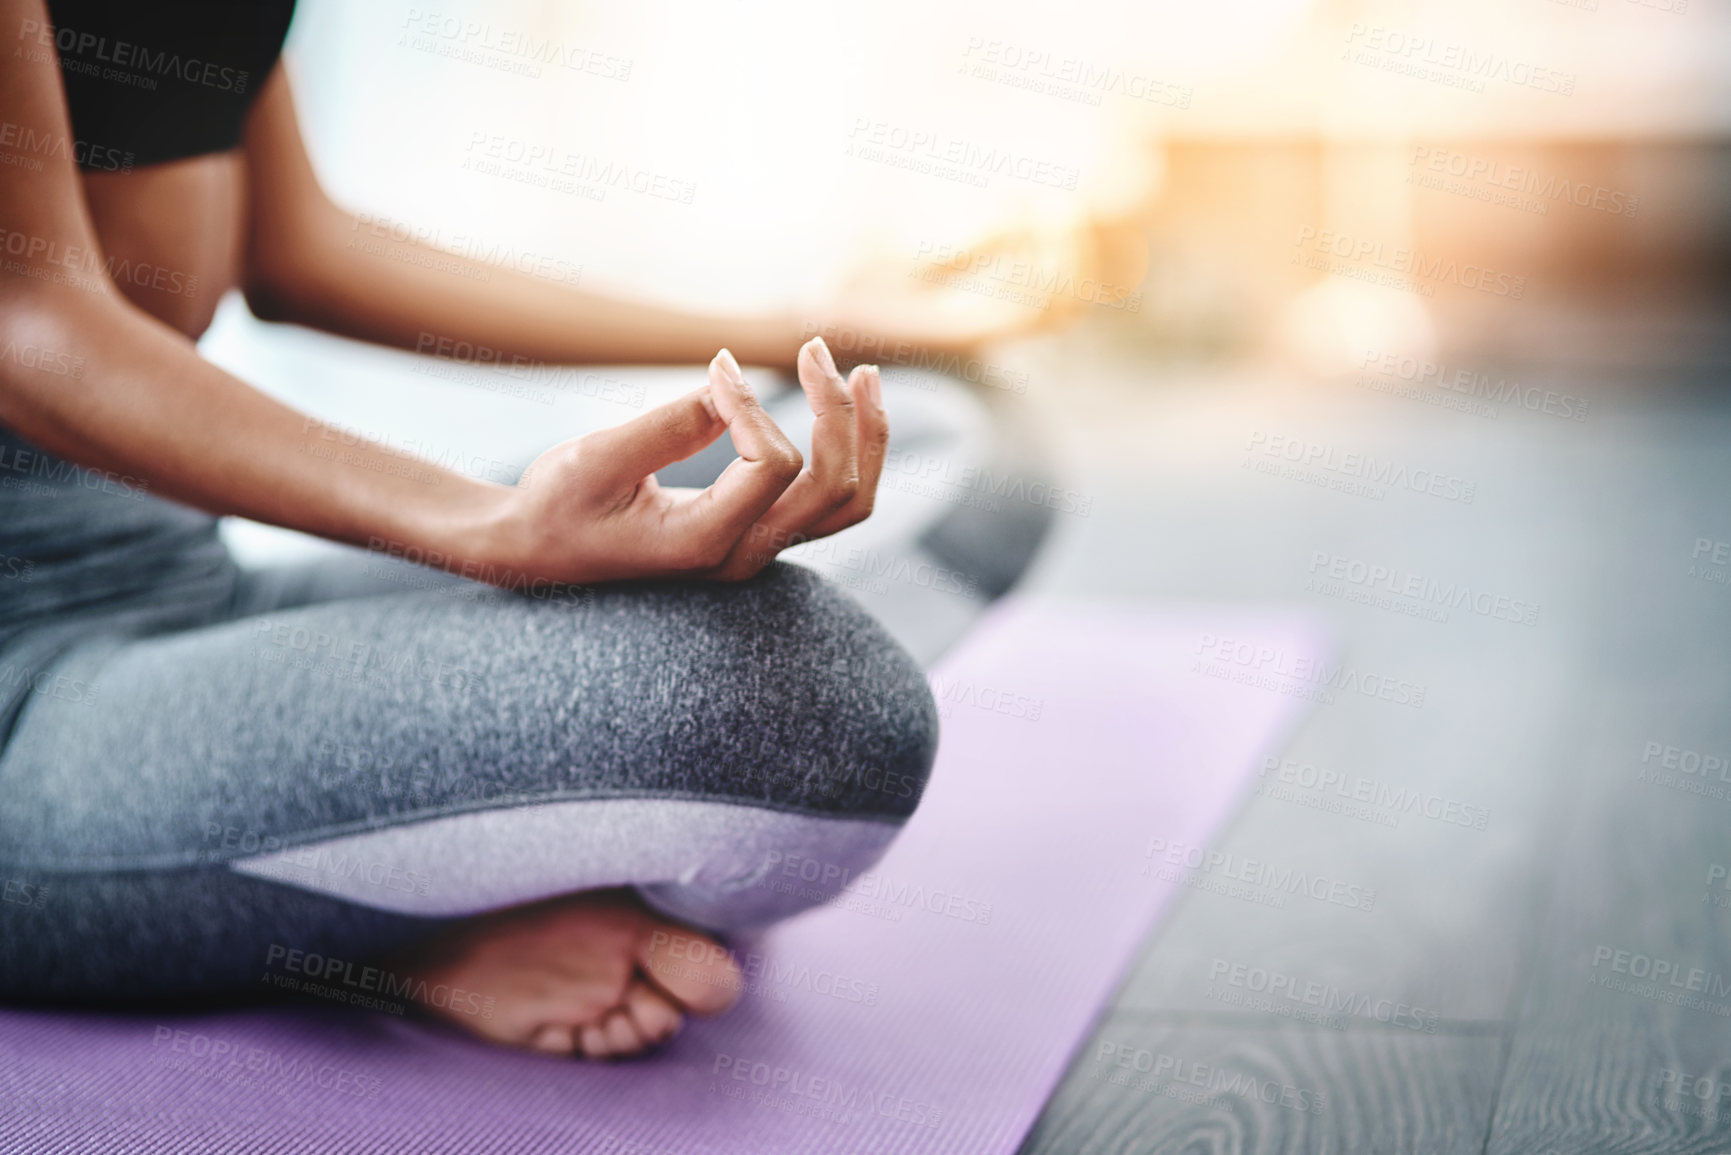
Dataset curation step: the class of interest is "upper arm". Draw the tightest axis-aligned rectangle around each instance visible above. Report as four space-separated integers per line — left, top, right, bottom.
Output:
240 60 349 317
0 0 115 311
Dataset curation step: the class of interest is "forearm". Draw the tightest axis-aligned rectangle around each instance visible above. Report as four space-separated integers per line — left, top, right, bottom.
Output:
0 287 513 566
238 64 801 372
255 206 800 370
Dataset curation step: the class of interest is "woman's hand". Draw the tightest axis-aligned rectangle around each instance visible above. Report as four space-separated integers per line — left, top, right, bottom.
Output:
710 336 886 579
800 214 1150 365
482 337 885 586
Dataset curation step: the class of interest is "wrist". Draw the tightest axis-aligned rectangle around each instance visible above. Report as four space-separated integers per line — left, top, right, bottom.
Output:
393 476 525 583
727 309 803 371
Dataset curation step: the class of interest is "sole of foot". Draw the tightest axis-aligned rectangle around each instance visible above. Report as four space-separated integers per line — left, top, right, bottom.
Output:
386 887 743 1060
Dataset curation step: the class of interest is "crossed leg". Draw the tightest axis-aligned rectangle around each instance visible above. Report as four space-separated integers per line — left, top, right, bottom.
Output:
0 562 938 1059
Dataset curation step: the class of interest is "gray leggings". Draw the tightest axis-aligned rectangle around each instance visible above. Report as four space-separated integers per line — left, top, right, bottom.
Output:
0 427 938 1004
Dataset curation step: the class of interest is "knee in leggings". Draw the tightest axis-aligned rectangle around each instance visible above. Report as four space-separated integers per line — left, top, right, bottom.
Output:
634 564 941 932
733 563 940 821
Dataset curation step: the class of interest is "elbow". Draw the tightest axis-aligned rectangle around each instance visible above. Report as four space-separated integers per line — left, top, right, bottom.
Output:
242 195 348 327
241 274 298 325
0 288 99 428
0 283 92 356
241 247 317 325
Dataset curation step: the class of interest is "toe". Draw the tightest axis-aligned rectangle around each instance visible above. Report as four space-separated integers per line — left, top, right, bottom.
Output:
635 921 743 1016
602 1008 644 1055
528 1023 575 1056
578 1023 613 1060
623 979 685 1044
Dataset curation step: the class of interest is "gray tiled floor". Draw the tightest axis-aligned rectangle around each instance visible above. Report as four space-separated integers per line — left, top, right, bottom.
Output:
1011 340 1731 1153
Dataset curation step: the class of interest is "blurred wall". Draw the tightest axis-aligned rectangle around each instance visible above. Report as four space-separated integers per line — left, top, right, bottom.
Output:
277 0 1731 374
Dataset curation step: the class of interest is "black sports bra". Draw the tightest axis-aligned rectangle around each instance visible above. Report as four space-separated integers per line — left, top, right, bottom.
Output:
40 0 298 171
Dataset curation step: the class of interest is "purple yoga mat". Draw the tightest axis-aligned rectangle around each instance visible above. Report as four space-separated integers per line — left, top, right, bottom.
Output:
0 599 1326 1154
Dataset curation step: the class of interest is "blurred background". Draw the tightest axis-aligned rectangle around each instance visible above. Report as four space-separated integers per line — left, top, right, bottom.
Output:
259 0 1729 379
202 2 1731 1150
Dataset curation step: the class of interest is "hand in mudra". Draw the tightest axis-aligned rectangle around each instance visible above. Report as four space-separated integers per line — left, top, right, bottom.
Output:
489 337 885 585
812 213 1150 359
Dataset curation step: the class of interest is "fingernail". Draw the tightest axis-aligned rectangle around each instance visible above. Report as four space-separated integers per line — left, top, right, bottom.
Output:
714 348 743 382
697 387 719 421
865 364 883 408
806 336 839 378
714 348 753 397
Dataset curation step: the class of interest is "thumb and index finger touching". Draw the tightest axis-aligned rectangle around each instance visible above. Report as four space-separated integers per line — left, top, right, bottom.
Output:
589 347 809 562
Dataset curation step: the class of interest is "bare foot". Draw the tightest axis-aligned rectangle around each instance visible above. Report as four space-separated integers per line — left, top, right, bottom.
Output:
387 888 743 1059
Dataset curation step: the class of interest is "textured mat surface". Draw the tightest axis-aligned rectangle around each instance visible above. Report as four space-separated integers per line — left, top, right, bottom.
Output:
0 599 1326 1154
